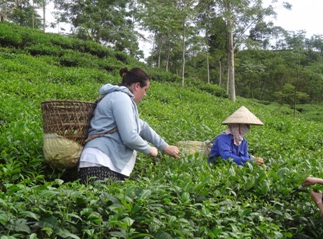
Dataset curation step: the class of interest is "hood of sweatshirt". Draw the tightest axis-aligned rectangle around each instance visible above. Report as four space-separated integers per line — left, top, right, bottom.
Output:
98 84 134 98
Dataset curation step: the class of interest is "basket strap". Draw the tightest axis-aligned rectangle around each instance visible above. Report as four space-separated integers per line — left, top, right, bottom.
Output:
84 127 118 143
94 96 105 104
84 95 119 143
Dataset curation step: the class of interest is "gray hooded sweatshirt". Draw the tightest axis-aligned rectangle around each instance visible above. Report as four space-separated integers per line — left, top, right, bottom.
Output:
83 84 168 172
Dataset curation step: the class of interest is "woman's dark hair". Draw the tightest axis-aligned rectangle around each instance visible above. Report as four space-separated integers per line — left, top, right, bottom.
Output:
119 67 150 87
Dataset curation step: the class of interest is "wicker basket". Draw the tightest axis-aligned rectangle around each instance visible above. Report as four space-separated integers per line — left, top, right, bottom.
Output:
41 100 96 145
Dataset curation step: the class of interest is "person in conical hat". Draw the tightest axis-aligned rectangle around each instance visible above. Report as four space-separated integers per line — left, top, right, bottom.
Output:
208 106 264 166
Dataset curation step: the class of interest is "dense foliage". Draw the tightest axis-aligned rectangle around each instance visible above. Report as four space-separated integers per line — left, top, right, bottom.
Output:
2 23 323 238
235 49 323 103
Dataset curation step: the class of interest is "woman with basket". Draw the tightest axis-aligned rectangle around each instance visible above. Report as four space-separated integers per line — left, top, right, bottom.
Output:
78 67 180 184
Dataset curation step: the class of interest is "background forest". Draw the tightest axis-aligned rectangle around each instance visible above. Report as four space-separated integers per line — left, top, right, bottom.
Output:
2 0 323 104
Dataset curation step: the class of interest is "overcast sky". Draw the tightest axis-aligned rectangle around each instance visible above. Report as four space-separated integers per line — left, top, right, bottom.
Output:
264 0 323 37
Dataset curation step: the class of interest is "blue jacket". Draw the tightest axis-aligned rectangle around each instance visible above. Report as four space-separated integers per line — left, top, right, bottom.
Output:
208 133 252 165
84 84 168 171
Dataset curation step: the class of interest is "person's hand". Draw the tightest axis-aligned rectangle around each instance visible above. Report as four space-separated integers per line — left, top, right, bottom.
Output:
311 190 323 204
311 190 323 216
253 157 264 166
163 145 180 158
149 147 158 157
303 177 321 186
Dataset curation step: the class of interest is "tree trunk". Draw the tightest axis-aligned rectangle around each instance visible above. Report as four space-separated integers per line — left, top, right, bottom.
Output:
42 1 46 32
227 17 236 101
226 65 229 94
206 50 210 84
165 53 169 72
181 20 186 87
157 40 163 68
32 0 35 28
219 60 222 86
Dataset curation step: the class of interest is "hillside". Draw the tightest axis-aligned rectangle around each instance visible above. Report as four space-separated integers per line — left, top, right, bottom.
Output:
1 22 323 238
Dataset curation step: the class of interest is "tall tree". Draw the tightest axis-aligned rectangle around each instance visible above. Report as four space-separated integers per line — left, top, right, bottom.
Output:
33 0 51 31
308 34 323 53
269 26 287 50
176 0 198 87
137 0 198 87
285 30 306 50
53 0 141 57
195 1 218 84
136 0 180 68
197 0 283 101
248 21 273 49
0 1 16 22
207 17 227 86
1 0 41 28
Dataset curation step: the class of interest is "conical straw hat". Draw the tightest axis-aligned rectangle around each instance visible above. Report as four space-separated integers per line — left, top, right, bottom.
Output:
222 106 264 126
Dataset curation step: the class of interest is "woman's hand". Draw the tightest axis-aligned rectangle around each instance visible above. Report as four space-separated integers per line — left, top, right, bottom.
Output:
303 177 323 186
164 145 180 158
253 157 264 166
311 190 323 216
149 147 158 157
311 190 323 204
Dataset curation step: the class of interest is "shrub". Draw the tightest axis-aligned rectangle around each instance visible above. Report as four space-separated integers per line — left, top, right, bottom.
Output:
114 51 129 64
83 40 111 58
26 44 63 56
150 69 181 83
51 35 75 49
0 29 22 48
199 83 228 98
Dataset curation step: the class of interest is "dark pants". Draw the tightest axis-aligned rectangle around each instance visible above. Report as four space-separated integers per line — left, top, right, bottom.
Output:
78 166 128 184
